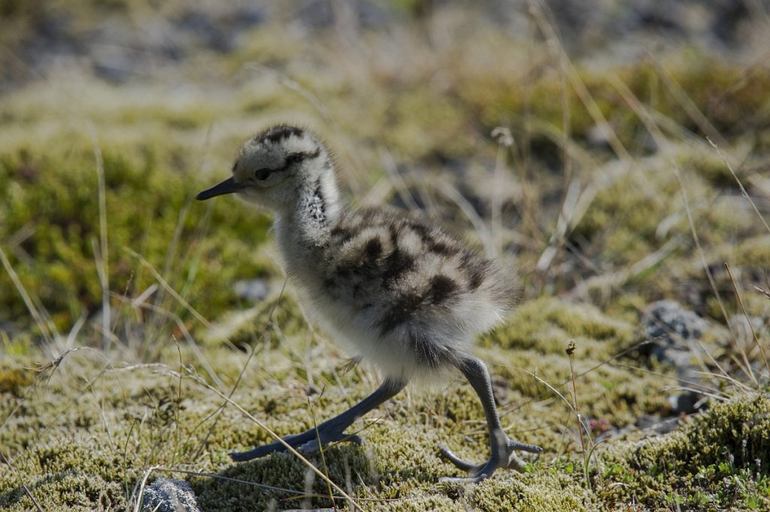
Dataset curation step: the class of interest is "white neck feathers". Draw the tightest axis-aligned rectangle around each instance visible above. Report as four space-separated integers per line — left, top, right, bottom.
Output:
286 160 341 246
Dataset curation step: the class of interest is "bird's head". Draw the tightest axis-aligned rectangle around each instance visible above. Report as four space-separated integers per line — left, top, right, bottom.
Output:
196 125 333 215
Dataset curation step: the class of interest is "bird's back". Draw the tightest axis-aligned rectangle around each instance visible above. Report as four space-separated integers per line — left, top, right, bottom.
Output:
282 208 519 381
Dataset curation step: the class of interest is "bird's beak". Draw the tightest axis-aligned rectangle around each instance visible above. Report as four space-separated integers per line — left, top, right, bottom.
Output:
196 177 248 200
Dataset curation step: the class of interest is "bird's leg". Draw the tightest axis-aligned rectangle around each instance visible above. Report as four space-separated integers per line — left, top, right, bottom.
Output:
439 356 542 483
232 378 406 462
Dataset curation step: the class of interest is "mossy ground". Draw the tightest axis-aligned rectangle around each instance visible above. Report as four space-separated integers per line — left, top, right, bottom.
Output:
2 2 770 511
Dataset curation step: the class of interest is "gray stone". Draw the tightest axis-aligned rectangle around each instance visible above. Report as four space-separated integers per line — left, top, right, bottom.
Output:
644 300 708 349
642 300 710 416
142 478 200 512
234 278 269 302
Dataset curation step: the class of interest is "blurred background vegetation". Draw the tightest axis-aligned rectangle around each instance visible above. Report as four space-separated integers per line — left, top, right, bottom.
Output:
1 0 769 339
1 1 770 510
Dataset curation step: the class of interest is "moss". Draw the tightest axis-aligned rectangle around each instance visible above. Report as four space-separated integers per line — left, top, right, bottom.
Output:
721 235 770 268
454 49 770 154
485 297 637 356
465 471 595 511
216 293 313 350
0 442 132 511
684 152 738 189
194 444 372 511
0 293 757 510
573 171 674 266
0 367 34 397
476 298 673 433
596 394 770 511
0 292 670 511
0 135 272 336
384 86 472 160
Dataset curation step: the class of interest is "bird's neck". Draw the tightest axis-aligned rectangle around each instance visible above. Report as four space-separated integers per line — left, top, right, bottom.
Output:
279 166 342 249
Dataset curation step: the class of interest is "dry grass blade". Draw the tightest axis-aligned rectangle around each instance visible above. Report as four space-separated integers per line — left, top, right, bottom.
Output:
160 124 213 293
64 313 87 351
565 340 586 456
708 138 770 235
490 127 515 257
113 293 225 390
515 365 578 418
245 62 364 194
612 363 736 397
536 179 584 273
673 164 730 321
379 147 420 212
570 236 683 298
660 386 728 403
131 465 158 512
433 180 496 258
673 164 749 384
609 74 670 151
754 285 770 300
143 467 332 496
135 467 432 506
528 0 631 163
191 278 288 461
0 451 43 512
649 57 729 149
725 263 770 378
0 246 55 344
247 63 333 124
309 405 337 510
125 248 221 335
87 121 111 350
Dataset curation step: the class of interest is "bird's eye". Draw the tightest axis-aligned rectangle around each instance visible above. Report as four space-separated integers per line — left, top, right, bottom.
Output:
255 169 272 181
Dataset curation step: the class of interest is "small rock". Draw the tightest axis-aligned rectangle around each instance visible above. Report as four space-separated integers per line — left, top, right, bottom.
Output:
641 300 710 416
233 278 269 302
141 478 200 512
635 414 681 435
668 392 707 415
643 300 708 354
586 123 614 150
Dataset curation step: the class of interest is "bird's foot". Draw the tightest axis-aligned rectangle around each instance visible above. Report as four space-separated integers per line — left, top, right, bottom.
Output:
439 432 542 483
231 380 405 463
231 422 361 462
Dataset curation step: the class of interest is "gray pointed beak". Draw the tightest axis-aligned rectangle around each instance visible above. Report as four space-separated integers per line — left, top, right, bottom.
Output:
196 177 248 200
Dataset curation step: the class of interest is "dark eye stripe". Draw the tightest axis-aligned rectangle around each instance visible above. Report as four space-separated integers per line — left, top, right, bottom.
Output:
249 148 322 180
284 148 321 167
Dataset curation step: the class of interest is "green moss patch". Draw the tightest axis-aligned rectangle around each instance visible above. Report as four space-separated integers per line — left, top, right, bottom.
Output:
597 394 770 511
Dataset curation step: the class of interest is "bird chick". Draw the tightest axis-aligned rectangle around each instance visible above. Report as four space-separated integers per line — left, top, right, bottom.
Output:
197 125 541 482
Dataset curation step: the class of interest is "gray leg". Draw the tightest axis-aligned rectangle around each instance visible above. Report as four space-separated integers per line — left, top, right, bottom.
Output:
232 378 406 462
439 356 542 482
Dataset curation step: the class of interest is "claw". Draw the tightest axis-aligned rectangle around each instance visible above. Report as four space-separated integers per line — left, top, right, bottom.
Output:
509 440 543 455
439 434 542 482
438 445 482 473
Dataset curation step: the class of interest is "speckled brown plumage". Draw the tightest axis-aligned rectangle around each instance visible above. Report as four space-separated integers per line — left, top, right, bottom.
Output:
296 207 519 372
